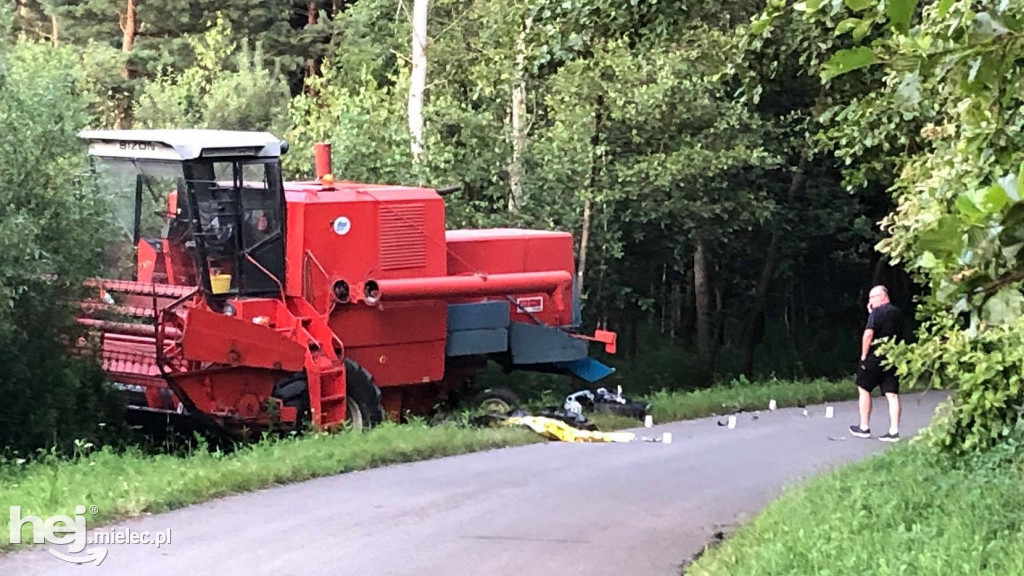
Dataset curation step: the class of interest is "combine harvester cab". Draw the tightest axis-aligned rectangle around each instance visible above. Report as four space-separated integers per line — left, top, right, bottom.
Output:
76 129 616 436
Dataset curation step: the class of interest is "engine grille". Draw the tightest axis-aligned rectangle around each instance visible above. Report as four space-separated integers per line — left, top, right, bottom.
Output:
379 203 428 271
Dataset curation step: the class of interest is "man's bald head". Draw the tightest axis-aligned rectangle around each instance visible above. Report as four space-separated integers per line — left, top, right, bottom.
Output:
869 285 890 308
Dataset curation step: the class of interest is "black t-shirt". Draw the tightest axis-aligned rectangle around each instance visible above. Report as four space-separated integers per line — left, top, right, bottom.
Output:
866 303 903 345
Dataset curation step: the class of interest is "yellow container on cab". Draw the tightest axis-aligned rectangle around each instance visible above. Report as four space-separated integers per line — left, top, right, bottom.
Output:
210 274 232 294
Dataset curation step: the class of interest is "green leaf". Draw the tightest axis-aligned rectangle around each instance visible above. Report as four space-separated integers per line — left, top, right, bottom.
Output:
835 18 862 36
844 0 876 12
1001 242 1024 260
820 47 879 81
982 288 1024 325
917 215 962 257
937 0 954 17
980 184 1011 214
794 0 824 12
750 15 773 35
853 18 875 40
886 0 918 33
955 191 985 222
917 251 939 269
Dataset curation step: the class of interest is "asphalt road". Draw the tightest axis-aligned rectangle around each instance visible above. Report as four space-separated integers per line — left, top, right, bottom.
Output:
3 390 947 576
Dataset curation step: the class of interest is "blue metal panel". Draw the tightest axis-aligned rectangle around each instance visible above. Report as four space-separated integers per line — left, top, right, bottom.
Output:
446 328 508 357
447 301 510 331
508 322 588 364
556 357 616 383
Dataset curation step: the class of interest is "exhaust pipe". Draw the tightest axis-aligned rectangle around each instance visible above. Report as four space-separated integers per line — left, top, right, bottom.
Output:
372 271 572 311
314 142 332 179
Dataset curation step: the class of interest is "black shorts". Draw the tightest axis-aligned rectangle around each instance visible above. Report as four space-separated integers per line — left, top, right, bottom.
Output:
857 354 899 394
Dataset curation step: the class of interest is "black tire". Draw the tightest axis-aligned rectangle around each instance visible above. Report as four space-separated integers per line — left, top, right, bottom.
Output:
271 374 311 430
343 358 384 430
469 387 521 415
271 360 384 431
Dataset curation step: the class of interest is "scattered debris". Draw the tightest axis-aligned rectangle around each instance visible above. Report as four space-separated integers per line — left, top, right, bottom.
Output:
477 385 666 444
715 415 741 428
563 386 650 420
535 406 597 430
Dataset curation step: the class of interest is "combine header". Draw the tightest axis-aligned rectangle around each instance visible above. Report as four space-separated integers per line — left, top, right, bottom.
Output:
76 129 616 434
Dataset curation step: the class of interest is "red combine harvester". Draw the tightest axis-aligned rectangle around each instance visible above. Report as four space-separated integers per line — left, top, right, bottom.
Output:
76 129 616 435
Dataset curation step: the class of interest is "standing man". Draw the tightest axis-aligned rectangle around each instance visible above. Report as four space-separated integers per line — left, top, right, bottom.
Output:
850 285 904 442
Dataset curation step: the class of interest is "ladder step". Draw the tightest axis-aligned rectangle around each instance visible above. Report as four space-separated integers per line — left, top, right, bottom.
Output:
321 394 346 403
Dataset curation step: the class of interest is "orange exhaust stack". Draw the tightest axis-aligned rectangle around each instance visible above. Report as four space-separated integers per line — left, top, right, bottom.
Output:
314 142 332 179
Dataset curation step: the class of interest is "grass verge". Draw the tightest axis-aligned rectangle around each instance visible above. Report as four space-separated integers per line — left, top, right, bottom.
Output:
686 444 1024 575
585 376 859 430
647 376 857 423
1 423 537 550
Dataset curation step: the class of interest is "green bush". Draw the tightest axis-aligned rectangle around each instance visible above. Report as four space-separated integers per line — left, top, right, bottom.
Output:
0 40 124 454
885 312 1024 456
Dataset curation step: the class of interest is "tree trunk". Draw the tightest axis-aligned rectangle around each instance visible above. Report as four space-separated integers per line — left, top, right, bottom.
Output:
114 0 137 129
713 281 724 348
408 0 429 162
872 255 886 287
694 237 712 379
306 2 320 83
50 12 58 45
741 150 808 377
578 92 603 295
660 264 668 334
577 198 592 292
507 11 533 212
120 0 135 77
624 304 640 362
670 278 682 338
788 281 801 369
680 268 694 346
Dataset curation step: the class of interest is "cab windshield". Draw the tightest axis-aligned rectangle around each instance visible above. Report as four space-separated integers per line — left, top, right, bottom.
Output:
90 156 286 295
92 158 187 282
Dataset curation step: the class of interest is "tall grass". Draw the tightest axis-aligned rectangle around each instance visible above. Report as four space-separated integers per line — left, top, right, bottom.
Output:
687 445 1024 575
648 376 857 423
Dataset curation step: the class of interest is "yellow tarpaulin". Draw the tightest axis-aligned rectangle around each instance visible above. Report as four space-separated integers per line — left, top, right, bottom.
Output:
504 416 637 443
